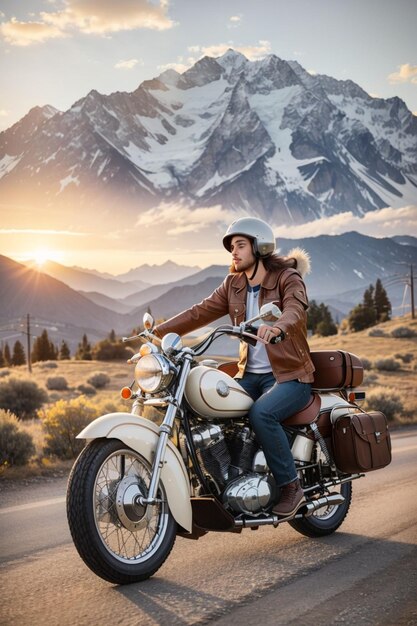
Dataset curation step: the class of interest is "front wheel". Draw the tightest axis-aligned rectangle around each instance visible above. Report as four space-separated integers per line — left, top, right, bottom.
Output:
67 438 177 584
289 481 352 537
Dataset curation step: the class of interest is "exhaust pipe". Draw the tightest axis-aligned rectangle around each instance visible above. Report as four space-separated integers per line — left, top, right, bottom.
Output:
234 493 345 529
301 492 345 517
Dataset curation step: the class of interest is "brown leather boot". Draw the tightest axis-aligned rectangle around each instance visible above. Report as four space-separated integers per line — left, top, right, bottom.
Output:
272 479 305 518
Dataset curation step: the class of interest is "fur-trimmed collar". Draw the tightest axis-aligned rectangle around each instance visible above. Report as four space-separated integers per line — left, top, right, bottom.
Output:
285 247 311 278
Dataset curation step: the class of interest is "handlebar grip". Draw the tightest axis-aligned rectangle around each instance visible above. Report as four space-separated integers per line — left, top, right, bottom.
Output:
270 335 282 344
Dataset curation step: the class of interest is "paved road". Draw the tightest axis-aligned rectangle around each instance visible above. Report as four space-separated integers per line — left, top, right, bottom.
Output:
1 428 416 626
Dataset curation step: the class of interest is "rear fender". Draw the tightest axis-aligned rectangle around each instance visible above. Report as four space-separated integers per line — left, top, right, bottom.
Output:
77 412 192 533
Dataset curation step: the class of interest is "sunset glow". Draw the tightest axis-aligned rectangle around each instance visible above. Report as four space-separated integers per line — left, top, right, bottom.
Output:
31 248 65 267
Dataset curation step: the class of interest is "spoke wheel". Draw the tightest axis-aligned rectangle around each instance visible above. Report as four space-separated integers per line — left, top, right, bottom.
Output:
289 480 352 537
67 439 177 584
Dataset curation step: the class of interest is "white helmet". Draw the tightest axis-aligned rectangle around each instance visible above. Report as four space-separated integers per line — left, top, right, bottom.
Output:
223 217 276 258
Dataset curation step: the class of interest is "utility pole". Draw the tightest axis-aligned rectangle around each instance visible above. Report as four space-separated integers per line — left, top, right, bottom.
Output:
411 264 415 320
26 314 32 373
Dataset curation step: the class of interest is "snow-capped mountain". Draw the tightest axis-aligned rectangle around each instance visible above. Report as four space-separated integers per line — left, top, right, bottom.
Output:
1 49 416 224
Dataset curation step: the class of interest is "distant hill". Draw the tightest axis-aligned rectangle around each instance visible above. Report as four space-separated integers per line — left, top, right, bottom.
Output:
78 291 134 314
24 259 148 299
122 264 228 308
116 260 201 284
0 255 126 351
125 232 417 321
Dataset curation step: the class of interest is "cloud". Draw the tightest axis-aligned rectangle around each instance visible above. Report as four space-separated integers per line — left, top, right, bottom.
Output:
0 17 65 46
273 206 417 241
0 109 9 117
114 58 143 70
157 55 195 73
0 228 86 236
135 203 237 235
388 63 417 85
228 15 242 29
0 0 174 46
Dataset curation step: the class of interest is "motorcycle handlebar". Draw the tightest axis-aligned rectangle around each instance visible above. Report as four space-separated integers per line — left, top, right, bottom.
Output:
238 325 282 345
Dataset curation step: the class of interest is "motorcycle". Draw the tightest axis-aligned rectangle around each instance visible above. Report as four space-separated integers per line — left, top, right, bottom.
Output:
67 305 392 584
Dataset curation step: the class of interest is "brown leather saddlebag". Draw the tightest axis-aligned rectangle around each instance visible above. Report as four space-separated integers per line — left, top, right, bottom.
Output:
332 411 391 473
311 350 364 390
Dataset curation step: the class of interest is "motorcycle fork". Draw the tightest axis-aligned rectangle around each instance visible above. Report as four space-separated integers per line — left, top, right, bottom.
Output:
140 354 193 505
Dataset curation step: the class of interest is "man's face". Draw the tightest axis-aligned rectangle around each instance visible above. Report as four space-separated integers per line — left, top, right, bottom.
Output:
230 235 256 273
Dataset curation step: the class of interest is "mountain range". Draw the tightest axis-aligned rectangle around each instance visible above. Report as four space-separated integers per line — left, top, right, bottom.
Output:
1 49 416 228
1 232 416 354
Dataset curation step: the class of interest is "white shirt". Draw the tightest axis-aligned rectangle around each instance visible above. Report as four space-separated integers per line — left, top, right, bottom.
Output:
245 285 272 374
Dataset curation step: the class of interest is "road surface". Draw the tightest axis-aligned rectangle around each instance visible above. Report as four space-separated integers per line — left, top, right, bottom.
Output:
1 427 416 626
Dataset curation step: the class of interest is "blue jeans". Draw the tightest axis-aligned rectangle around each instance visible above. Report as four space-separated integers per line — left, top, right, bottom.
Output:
238 373 312 487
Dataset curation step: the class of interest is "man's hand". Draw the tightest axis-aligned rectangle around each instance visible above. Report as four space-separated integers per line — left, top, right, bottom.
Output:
257 324 281 343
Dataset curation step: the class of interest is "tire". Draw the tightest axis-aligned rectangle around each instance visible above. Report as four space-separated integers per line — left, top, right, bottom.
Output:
289 481 352 537
67 438 177 584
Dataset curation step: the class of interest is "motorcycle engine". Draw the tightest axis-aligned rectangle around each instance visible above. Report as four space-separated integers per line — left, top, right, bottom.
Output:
191 422 275 515
223 473 274 515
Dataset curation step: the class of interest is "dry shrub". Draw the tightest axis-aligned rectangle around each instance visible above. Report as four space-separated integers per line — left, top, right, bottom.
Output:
394 352 414 364
77 383 96 396
364 387 405 421
0 409 36 467
46 376 68 391
0 378 48 420
367 328 386 337
38 361 58 369
359 356 372 370
391 326 417 339
39 396 100 459
373 358 401 372
87 372 110 389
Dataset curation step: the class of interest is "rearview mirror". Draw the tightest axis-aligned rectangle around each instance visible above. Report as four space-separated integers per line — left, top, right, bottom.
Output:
143 312 154 330
161 333 182 355
259 303 282 321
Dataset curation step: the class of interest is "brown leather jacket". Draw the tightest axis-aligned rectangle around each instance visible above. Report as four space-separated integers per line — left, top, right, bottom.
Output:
154 267 315 383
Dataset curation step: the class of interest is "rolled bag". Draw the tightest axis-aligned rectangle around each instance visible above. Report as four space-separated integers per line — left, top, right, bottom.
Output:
77 412 192 533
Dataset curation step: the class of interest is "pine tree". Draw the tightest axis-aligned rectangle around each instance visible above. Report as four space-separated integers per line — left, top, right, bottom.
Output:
75 334 92 360
32 329 57 362
307 300 337 335
316 303 338 336
109 329 116 342
3 343 11 365
0 349 5 368
374 278 391 322
348 284 376 331
12 340 26 366
307 300 322 333
59 340 71 360
348 304 371 332
363 285 377 326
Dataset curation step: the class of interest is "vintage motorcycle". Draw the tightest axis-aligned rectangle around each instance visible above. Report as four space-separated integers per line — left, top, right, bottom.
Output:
67 305 392 585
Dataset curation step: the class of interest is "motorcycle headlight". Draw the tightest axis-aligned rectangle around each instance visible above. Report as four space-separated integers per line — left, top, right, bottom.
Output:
134 354 174 393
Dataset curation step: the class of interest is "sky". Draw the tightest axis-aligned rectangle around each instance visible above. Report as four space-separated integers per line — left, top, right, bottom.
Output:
0 0 416 272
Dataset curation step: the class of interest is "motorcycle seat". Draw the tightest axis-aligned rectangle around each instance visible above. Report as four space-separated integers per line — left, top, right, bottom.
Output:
283 393 321 426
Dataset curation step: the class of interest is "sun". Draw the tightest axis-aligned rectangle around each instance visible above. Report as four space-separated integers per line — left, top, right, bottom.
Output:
33 249 50 267
32 248 64 267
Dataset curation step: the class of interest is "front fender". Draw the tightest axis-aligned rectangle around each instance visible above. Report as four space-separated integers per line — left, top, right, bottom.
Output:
78 412 192 533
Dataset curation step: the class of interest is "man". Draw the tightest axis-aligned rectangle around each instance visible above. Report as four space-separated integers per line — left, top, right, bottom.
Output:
154 217 315 518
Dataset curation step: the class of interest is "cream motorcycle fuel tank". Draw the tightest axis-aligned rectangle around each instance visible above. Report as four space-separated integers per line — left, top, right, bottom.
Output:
184 366 253 419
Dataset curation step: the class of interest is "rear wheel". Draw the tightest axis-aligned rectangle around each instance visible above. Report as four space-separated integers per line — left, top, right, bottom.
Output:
67 438 177 584
289 480 352 537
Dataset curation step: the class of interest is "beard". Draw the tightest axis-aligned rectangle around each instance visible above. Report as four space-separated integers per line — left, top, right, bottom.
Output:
233 258 256 273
